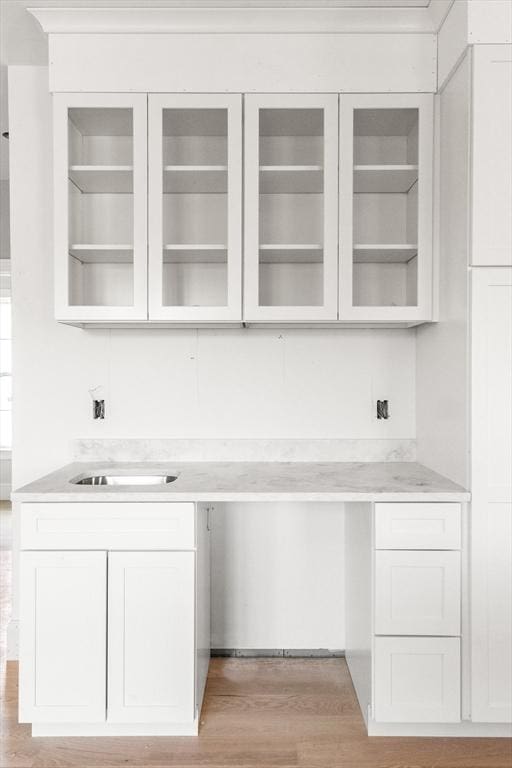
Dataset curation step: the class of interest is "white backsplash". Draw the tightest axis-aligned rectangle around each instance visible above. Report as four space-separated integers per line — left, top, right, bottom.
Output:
73 438 417 463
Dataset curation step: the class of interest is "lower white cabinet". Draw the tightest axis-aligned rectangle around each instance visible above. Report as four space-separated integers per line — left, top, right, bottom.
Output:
108 551 195 723
374 637 461 723
471 268 512 723
19 551 107 723
345 500 463 731
19 502 210 734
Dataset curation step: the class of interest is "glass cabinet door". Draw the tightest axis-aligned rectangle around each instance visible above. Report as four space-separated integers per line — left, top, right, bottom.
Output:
148 94 242 322
339 94 433 323
244 94 338 321
53 93 147 322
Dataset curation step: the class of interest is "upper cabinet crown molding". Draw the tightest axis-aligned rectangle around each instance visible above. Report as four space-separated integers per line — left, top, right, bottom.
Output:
28 2 451 35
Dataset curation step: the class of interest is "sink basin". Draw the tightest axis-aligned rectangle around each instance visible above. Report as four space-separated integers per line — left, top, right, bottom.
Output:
73 474 178 486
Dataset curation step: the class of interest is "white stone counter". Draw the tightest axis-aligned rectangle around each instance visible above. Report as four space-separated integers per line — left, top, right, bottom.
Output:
12 461 469 502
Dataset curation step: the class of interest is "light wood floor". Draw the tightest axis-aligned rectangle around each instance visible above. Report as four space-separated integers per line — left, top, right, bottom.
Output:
1 505 511 767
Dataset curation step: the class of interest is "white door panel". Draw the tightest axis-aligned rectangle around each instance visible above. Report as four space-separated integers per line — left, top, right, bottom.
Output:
471 267 512 723
19 551 107 723
108 551 195 723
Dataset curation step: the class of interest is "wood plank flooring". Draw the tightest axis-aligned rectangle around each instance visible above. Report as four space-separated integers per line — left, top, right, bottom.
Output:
1 505 511 767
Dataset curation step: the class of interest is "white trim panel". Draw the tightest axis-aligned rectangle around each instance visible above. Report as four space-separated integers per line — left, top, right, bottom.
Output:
48 34 437 94
31 7 443 35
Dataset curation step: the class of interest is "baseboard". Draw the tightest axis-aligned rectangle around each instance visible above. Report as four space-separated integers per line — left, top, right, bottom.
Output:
368 719 512 738
211 648 345 658
6 619 19 660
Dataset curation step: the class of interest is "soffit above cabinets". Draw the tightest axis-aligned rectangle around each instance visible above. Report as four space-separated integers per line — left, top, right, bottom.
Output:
28 0 451 35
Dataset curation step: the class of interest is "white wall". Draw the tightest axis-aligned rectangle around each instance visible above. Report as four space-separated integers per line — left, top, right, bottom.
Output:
9 66 417 652
416 53 471 487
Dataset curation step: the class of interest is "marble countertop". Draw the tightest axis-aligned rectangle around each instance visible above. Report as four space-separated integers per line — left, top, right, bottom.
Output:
12 461 469 502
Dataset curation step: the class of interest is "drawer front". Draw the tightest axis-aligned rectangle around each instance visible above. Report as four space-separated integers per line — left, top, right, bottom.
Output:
374 636 461 723
20 502 196 550
375 550 461 636
375 502 461 549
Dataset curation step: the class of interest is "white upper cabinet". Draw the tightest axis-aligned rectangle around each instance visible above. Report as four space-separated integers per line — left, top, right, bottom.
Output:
244 94 339 322
471 46 512 266
53 93 148 322
53 92 436 327
339 94 433 323
148 94 242 321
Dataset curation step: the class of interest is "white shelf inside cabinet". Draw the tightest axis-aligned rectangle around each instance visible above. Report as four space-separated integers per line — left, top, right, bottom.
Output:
259 166 323 194
353 164 418 194
163 166 227 193
259 244 323 263
163 244 227 263
69 244 133 263
69 166 133 194
353 244 418 263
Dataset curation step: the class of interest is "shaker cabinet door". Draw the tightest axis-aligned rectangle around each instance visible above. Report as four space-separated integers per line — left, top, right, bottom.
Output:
148 93 242 321
53 93 148 322
471 46 512 265
107 551 195 723
244 93 339 321
471 268 512 722
339 93 433 323
19 551 107 723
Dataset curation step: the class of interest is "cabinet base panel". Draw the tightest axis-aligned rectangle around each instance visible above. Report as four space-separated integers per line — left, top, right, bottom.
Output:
32 719 199 737
367 719 512 738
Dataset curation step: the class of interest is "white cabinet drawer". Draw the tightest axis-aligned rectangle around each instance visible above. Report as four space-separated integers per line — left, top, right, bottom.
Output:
20 502 196 550
375 503 461 549
375 550 461 636
374 637 461 723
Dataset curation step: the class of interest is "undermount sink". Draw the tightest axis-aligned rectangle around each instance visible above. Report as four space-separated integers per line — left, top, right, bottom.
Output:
73 474 178 486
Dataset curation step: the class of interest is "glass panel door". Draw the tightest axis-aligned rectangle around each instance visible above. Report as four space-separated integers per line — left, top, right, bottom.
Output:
339 94 433 323
148 95 242 321
244 95 338 321
53 94 147 322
